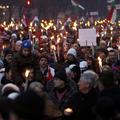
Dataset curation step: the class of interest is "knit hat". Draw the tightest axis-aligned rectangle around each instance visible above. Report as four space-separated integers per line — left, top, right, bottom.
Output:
13 90 44 120
1 83 20 96
8 92 19 100
67 48 77 58
66 64 77 73
79 61 88 70
11 33 17 39
21 40 32 49
54 71 67 82
3 48 13 57
15 40 22 45
69 64 76 70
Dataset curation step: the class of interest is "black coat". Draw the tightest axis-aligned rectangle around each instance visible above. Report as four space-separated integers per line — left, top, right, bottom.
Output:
65 88 98 120
14 52 39 73
100 86 120 112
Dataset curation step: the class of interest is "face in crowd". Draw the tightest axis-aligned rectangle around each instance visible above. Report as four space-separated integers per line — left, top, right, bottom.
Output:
22 48 31 57
39 57 48 69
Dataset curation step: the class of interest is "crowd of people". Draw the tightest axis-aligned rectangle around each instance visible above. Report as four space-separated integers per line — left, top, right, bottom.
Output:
0 16 120 120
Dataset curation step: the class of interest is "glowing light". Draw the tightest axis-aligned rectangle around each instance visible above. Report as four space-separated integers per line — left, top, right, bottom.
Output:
64 108 73 113
25 70 30 78
98 57 102 68
51 45 56 51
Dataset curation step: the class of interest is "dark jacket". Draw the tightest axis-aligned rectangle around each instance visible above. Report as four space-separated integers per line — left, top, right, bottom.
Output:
1 76 15 85
65 88 98 120
47 84 77 112
14 52 39 73
100 86 120 112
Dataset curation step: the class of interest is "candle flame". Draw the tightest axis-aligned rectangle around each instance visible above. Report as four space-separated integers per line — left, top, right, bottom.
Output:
97 57 102 68
64 108 73 113
57 38 60 44
25 70 30 78
2 45 6 49
51 45 56 51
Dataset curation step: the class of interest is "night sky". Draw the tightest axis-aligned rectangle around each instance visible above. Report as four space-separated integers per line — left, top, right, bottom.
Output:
0 0 120 19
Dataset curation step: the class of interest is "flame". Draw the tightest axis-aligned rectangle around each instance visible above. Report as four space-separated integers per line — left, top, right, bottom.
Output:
51 45 56 51
25 70 30 78
97 57 102 68
110 27 113 31
57 38 60 44
2 45 6 49
64 108 73 113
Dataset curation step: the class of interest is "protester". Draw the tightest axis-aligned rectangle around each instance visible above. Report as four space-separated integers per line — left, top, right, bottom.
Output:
47 70 77 112
3 48 15 68
64 70 99 120
0 12 120 120
14 40 39 73
9 90 45 120
28 82 63 119
36 55 55 86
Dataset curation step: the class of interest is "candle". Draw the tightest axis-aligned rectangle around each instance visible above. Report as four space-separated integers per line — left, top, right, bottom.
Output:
64 108 73 116
97 57 102 72
110 37 113 47
25 69 30 78
24 69 30 91
51 45 57 62
57 38 60 61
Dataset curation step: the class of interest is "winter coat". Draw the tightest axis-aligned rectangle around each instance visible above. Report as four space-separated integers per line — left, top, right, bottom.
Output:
14 53 39 73
47 83 78 112
65 88 98 120
1 76 15 85
35 66 55 86
99 86 120 112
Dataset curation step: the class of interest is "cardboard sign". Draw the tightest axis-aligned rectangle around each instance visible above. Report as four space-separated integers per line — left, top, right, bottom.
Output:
79 28 96 46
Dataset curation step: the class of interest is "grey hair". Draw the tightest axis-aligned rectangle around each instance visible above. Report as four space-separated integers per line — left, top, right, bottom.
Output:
80 70 99 88
29 82 44 91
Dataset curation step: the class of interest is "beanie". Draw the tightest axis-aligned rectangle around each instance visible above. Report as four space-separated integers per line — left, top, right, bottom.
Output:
21 40 32 49
79 61 88 70
69 64 76 70
15 40 22 45
54 71 67 82
3 48 13 57
8 92 19 100
11 33 17 39
67 48 77 58
1 83 20 96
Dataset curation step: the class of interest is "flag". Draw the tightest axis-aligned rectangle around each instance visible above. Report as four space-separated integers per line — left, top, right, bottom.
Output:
71 0 85 10
31 16 39 24
46 67 53 81
107 0 115 3
107 1 117 23
21 15 29 27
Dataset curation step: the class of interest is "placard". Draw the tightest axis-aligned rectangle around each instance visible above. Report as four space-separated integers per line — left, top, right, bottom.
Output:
79 28 96 46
